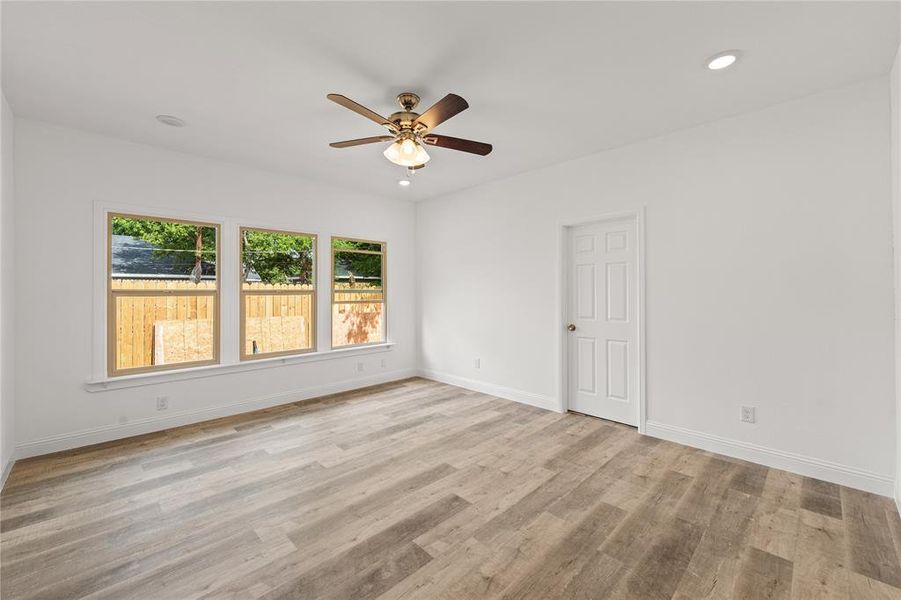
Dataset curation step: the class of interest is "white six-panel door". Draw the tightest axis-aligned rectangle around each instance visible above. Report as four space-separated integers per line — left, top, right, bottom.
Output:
567 218 638 426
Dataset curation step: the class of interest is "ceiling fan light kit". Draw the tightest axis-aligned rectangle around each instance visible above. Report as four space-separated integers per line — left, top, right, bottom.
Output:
383 132 430 167
327 91 492 172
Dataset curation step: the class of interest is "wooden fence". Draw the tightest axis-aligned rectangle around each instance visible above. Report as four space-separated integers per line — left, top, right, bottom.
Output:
112 279 382 369
243 283 313 356
113 280 217 370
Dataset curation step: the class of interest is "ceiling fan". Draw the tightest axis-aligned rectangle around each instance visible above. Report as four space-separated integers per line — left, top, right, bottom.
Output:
327 92 492 170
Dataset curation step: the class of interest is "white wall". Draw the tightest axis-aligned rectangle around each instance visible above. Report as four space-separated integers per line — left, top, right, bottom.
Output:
13 118 417 456
418 77 895 494
1 93 16 481
8 78 896 495
892 39 901 507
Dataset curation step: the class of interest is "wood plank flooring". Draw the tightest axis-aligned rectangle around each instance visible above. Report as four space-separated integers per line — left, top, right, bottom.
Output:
2 377 900 599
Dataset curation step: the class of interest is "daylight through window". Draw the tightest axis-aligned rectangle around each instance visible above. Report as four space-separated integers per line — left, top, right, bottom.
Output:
108 214 220 376
331 237 386 348
241 227 317 360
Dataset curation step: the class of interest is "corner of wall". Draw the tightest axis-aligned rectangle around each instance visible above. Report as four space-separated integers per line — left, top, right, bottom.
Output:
892 29 901 513
413 201 423 374
0 91 16 488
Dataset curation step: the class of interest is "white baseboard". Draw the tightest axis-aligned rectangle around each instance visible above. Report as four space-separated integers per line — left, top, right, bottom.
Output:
645 420 894 497
895 481 901 517
0 456 14 491
15 368 417 459
419 369 561 413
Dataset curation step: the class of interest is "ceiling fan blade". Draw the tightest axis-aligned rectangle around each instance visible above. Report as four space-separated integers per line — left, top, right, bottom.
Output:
422 134 492 156
414 94 469 131
329 136 395 148
327 94 397 131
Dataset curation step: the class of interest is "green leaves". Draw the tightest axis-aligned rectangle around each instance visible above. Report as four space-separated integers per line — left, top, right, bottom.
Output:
242 229 314 285
112 217 216 274
332 239 383 289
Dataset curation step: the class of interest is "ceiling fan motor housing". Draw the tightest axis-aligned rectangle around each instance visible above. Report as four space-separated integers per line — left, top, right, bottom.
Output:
388 111 419 130
396 92 420 111
390 93 424 131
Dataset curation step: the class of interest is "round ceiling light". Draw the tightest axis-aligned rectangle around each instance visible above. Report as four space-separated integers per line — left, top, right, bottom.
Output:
706 51 740 71
156 114 186 127
398 179 411 187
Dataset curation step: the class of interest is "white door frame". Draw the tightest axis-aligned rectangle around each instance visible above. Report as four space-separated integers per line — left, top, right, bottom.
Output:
557 208 647 433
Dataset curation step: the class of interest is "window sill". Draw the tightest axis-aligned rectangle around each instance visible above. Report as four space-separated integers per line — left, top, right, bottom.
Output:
84 342 396 392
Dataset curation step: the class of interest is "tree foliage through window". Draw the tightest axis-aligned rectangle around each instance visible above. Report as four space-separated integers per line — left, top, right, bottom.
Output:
242 230 314 285
333 239 383 289
112 217 216 277
112 218 314 286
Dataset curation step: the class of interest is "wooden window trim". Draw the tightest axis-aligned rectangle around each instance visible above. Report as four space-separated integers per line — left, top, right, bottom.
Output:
107 212 221 377
239 226 318 361
331 236 387 349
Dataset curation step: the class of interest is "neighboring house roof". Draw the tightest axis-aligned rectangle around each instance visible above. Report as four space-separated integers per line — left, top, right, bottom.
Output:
111 234 220 279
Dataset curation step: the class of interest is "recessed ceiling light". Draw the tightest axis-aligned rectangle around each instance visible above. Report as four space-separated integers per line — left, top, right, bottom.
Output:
706 51 740 71
156 114 186 127
398 179 411 187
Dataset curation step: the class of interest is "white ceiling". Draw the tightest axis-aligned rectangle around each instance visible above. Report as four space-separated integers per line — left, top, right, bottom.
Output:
3 2 899 202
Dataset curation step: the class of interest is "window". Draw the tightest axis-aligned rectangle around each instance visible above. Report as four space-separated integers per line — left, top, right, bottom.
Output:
240 227 317 360
109 214 219 376
332 237 386 348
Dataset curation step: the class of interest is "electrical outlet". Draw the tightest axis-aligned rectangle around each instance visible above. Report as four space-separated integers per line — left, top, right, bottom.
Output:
474 358 481 369
380 358 387 369
740 406 755 424
356 362 365 373
156 396 169 411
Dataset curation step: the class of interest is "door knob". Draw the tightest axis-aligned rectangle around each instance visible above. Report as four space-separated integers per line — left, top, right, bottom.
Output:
567 324 576 332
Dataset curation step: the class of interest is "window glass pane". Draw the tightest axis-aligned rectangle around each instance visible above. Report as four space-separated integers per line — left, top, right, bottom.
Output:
332 302 385 347
114 295 216 370
332 239 382 253
243 293 313 356
111 216 217 290
333 251 382 290
241 229 315 290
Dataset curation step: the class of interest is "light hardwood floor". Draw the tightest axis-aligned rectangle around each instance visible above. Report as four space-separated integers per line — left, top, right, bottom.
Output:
2 377 901 599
